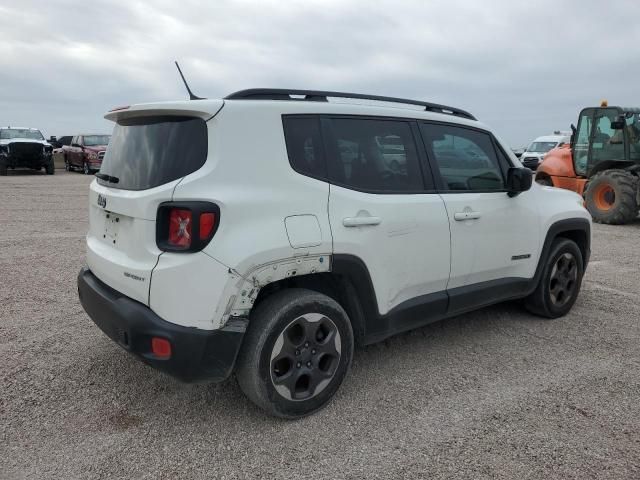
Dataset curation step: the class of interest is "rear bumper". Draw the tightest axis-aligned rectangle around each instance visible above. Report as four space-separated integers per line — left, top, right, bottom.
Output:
77 267 246 383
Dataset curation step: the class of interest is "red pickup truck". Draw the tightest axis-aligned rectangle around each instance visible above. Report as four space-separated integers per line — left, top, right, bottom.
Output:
62 134 111 174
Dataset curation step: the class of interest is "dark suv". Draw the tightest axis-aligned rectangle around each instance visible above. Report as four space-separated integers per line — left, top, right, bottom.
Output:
0 127 54 175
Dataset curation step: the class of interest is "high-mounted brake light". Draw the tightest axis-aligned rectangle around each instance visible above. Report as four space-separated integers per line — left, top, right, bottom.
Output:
156 202 220 253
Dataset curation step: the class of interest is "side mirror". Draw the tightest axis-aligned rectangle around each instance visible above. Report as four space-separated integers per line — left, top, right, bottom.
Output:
570 123 577 149
507 167 532 197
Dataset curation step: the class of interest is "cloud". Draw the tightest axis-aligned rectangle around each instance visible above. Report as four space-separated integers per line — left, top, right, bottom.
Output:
1 0 639 145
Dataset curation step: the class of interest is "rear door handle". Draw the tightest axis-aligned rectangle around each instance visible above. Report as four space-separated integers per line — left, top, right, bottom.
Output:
453 211 481 221
343 216 382 227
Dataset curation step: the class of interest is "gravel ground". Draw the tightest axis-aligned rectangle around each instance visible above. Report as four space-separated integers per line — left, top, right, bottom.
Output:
1 171 639 480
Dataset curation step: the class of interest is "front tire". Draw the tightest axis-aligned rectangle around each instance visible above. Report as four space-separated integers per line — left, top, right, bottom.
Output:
584 170 638 224
83 161 90 175
524 238 584 318
236 288 354 419
45 158 55 175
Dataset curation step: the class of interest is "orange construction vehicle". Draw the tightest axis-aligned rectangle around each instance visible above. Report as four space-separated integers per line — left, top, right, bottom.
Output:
536 102 640 224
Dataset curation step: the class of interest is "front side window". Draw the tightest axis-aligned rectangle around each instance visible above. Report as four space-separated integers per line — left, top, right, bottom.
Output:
324 118 424 192
421 124 505 191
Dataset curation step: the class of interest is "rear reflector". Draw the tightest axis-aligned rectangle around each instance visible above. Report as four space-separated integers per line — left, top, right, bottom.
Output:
151 337 172 359
200 213 216 240
168 209 192 248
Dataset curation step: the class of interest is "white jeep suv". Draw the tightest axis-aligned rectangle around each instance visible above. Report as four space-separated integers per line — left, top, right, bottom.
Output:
77 89 591 418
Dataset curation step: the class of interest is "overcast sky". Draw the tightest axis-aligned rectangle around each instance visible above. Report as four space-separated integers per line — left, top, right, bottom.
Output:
1 0 639 146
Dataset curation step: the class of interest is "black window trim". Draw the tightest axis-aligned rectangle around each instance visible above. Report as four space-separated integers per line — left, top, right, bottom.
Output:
418 120 514 194
281 113 438 195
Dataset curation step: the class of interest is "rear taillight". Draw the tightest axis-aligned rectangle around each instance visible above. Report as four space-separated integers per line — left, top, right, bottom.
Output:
168 209 192 247
157 202 220 252
199 212 216 240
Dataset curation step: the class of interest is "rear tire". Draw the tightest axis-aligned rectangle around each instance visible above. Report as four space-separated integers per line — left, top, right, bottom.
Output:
584 170 638 224
0 157 7 176
64 157 70 172
236 288 354 419
524 238 584 318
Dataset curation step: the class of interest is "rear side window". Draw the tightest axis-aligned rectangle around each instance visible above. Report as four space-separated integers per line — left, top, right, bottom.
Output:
282 116 326 179
420 123 505 191
324 118 424 193
98 116 207 191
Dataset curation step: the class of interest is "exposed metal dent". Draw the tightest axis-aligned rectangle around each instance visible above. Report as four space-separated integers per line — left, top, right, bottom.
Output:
220 254 332 323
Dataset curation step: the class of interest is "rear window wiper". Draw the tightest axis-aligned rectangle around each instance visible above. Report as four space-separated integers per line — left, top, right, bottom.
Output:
95 173 120 184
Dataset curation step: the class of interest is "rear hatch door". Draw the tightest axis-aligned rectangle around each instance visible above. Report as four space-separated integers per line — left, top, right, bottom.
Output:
86 112 211 305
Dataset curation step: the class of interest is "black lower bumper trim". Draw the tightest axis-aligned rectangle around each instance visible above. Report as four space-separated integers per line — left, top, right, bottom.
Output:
77 267 245 383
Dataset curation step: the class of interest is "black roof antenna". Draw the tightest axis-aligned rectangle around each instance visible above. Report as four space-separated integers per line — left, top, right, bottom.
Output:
174 61 204 100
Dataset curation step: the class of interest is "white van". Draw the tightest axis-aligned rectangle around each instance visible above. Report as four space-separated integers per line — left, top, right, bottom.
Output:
520 133 571 170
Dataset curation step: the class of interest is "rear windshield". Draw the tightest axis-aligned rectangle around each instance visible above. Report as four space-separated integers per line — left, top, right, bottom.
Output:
97 116 207 190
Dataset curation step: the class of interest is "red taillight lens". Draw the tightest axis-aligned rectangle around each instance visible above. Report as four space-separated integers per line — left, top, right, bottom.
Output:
157 202 219 253
199 212 216 240
168 209 192 248
151 337 172 359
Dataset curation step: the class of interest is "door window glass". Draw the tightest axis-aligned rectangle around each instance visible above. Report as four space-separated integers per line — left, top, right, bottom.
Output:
626 112 640 161
573 109 592 176
325 118 424 192
590 109 625 168
282 117 326 179
421 124 505 191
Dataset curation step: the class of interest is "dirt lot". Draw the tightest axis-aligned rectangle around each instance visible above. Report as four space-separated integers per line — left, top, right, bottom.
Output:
1 171 639 480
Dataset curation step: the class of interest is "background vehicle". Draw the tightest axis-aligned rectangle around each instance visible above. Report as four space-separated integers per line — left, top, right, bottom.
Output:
536 103 640 224
51 136 73 169
511 147 525 158
77 89 591 418
0 127 54 175
47 135 73 149
520 132 570 170
62 134 110 174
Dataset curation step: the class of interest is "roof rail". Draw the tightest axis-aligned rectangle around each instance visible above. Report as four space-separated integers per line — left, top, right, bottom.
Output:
224 88 476 120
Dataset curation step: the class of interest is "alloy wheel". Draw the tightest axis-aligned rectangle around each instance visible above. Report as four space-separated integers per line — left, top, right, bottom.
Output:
549 252 578 307
270 313 341 401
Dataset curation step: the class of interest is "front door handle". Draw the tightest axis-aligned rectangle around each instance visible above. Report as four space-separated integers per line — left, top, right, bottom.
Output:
453 211 481 221
343 216 382 227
